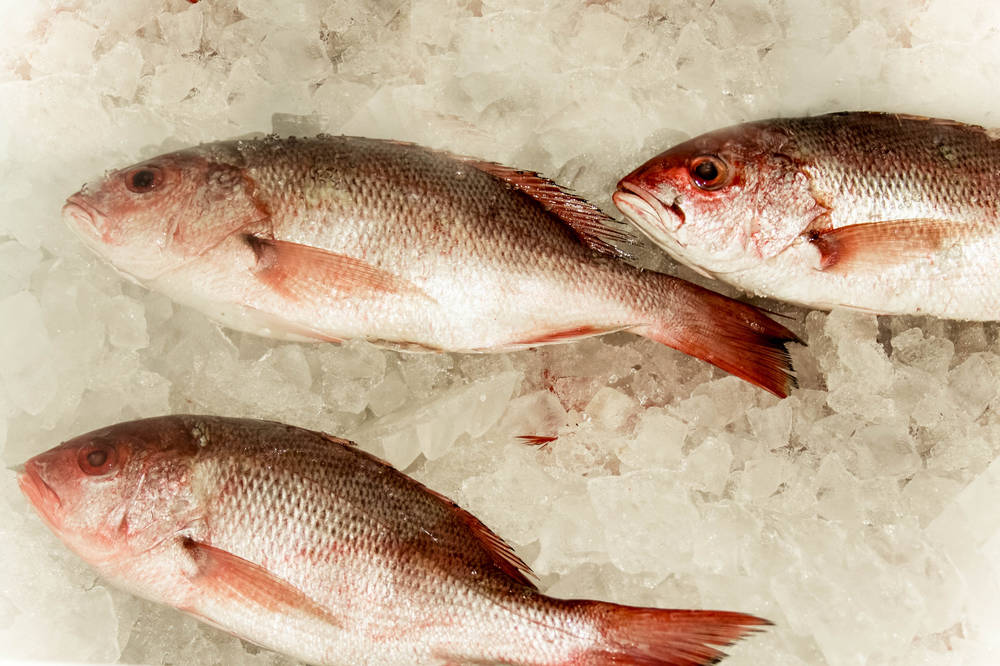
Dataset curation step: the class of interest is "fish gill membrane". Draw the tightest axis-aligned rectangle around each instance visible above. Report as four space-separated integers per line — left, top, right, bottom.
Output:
1 1 999 665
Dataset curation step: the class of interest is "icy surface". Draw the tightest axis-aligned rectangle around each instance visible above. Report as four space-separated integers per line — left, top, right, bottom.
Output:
2 1 1000 664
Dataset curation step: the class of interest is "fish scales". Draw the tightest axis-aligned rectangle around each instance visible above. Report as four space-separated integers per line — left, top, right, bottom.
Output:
18 415 769 665
63 135 798 395
614 112 1000 319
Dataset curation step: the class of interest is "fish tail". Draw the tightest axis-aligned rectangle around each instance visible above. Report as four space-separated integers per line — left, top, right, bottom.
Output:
634 276 799 398
578 602 771 666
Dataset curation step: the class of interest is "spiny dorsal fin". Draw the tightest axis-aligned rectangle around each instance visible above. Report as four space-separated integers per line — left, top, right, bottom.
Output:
453 156 643 258
420 483 538 589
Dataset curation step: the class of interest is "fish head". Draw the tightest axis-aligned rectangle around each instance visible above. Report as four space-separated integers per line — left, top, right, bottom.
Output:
17 417 202 568
63 143 268 283
614 122 824 278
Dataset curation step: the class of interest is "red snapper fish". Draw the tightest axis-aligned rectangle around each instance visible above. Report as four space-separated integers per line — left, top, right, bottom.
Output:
614 112 1000 320
62 136 797 396
18 415 770 665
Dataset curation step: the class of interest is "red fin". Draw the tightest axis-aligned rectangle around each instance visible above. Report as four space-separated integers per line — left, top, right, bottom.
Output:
418 486 538 589
321 432 358 447
808 220 958 274
636 276 800 398
246 235 432 303
517 435 557 447
453 157 643 258
581 602 771 666
181 538 341 627
515 325 615 345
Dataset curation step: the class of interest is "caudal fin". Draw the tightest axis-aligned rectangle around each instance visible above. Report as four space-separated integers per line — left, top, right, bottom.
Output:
635 276 800 398
582 602 771 666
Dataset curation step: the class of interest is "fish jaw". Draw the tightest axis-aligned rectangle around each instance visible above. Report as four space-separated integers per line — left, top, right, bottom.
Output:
613 181 685 234
17 458 64 534
613 184 723 280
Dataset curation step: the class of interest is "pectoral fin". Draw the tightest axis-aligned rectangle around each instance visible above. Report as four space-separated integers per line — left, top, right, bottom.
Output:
807 220 962 273
246 235 432 303
181 538 341 628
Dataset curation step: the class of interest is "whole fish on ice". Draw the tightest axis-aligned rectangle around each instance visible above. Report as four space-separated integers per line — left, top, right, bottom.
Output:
62 135 797 396
614 112 1000 319
18 415 770 665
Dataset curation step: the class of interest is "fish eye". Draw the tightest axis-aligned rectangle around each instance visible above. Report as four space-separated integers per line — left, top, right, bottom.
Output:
688 155 729 191
78 442 118 476
124 166 163 194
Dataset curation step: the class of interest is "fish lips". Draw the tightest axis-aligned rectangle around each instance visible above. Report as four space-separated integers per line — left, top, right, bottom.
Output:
17 458 63 531
613 181 686 237
63 195 110 246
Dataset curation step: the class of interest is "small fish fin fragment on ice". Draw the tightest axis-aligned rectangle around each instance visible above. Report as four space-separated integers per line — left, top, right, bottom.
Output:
451 155 645 258
246 235 433 302
517 435 558 447
808 219 962 273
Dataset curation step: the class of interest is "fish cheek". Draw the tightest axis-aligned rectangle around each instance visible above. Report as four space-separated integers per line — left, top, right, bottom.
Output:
172 166 271 254
748 156 827 259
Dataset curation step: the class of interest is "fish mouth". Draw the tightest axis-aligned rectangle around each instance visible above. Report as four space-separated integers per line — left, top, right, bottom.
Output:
613 181 686 235
62 195 108 244
17 460 63 530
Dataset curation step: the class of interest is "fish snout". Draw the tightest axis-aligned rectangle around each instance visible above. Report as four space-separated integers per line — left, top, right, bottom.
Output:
613 181 685 234
17 457 63 524
62 196 107 243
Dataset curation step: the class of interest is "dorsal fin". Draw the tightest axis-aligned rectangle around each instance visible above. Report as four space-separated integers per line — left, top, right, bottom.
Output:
318 425 539 589
420 483 538 589
453 155 643 258
373 137 642 257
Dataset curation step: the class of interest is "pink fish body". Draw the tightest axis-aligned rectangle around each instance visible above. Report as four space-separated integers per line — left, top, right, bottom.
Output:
62 136 796 395
614 112 1000 319
18 415 769 665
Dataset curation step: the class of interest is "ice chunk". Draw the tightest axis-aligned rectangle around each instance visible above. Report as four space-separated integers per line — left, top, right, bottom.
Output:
902 472 964 527
891 327 954 375
357 371 521 468
683 436 734 496
28 14 100 76
497 390 567 440
93 42 145 102
583 386 637 431
158 6 205 55
0 241 43 300
102 295 149 351
0 292 57 415
619 408 687 471
589 470 699 578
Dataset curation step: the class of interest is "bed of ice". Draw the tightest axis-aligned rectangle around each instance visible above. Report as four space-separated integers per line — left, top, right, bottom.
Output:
2 0 999 664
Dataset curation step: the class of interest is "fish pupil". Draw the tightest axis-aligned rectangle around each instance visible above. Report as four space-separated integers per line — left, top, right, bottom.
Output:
86 449 108 468
693 160 718 182
131 170 156 190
